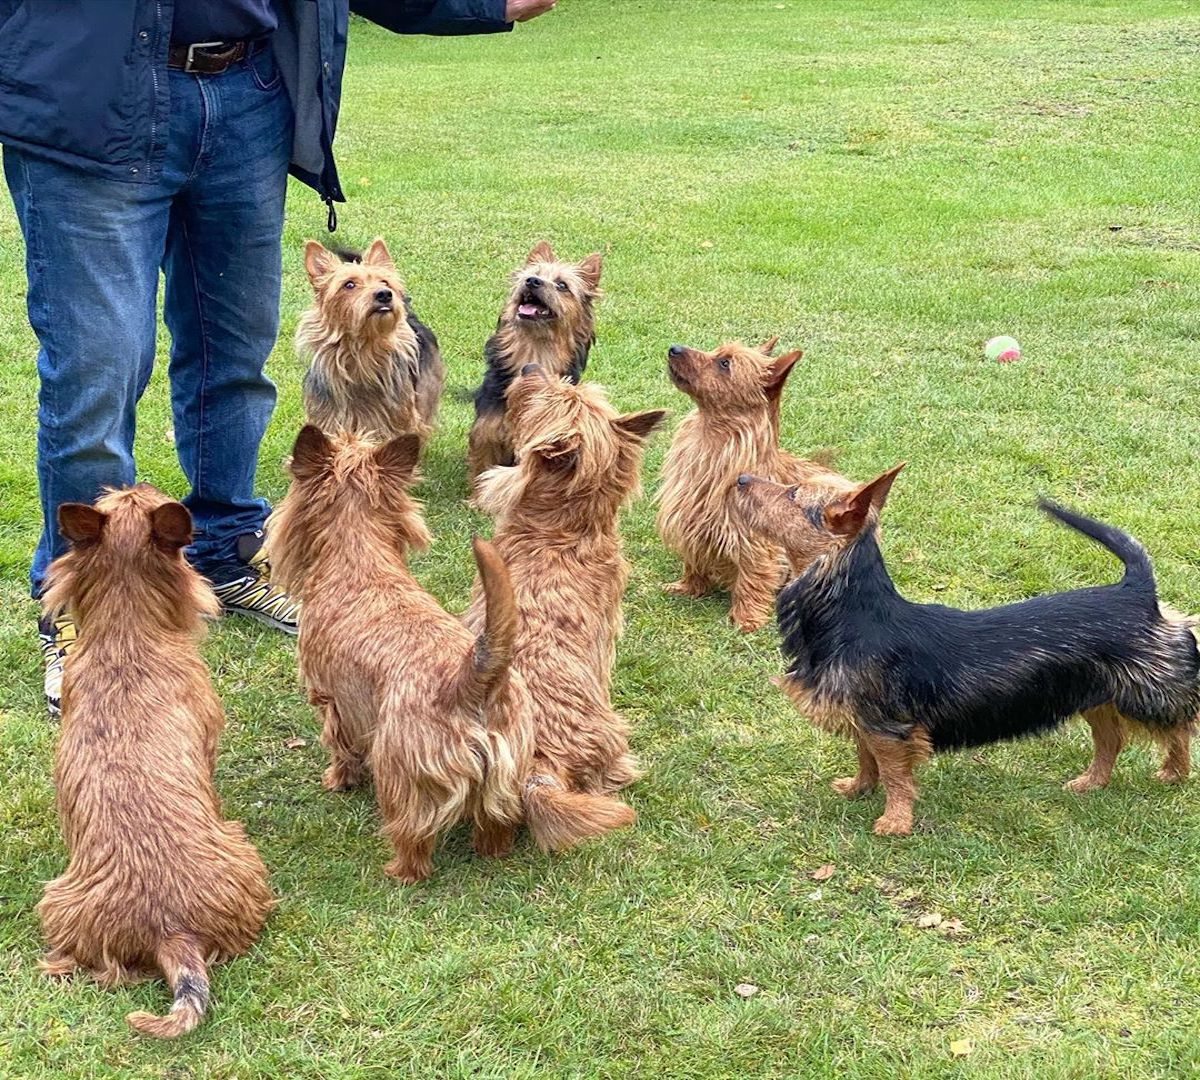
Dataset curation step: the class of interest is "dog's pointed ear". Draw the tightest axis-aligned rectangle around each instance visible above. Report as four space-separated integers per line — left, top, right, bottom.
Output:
825 462 906 535
612 409 668 443
58 503 106 545
526 240 556 266
290 424 334 479
530 431 582 469
150 501 193 551
304 240 339 286
762 350 802 401
577 252 603 292
374 432 422 482
363 237 395 269
759 335 781 357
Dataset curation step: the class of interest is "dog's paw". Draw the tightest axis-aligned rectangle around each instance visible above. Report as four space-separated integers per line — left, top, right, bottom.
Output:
872 814 913 837
383 858 432 884
832 776 875 799
1153 766 1188 785
1063 773 1105 794
663 578 707 598
732 613 767 634
39 951 79 979
322 764 362 792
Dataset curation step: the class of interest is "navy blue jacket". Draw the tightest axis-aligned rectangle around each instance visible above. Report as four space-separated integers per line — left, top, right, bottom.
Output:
0 0 509 213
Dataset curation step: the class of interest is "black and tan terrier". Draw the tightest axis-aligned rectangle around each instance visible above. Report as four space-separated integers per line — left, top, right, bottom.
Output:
468 363 666 850
266 426 534 882
39 485 274 1037
467 241 602 480
658 337 852 633
736 466 1198 836
298 238 445 445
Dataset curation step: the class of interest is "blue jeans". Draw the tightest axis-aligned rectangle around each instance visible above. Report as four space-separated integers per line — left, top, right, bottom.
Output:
3 46 293 596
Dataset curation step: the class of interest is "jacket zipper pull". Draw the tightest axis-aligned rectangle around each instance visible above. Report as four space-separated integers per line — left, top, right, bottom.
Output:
325 197 338 233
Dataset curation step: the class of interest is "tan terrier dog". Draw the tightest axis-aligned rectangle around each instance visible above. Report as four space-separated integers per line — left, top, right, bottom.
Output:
298 238 445 444
267 427 534 882
469 364 666 850
468 241 602 480
39 485 274 1038
657 338 846 632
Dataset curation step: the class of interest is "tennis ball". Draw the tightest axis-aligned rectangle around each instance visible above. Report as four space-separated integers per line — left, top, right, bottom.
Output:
985 335 1021 363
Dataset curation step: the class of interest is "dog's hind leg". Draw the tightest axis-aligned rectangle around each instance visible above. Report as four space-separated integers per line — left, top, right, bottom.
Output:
1153 724 1191 784
39 949 79 978
832 732 879 798
382 830 436 884
663 564 714 599
866 732 925 836
472 818 517 860
314 694 367 792
1065 704 1125 793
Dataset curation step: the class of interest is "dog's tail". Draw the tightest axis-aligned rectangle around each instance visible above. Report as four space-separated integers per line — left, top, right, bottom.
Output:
460 537 518 712
523 772 636 852
1039 499 1155 595
126 934 209 1038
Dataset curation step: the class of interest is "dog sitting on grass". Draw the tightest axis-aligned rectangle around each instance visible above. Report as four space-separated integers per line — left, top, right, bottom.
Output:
657 338 848 633
298 238 444 445
267 426 534 882
38 486 274 1038
468 241 602 480
736 465 1198 836
469 363 666 850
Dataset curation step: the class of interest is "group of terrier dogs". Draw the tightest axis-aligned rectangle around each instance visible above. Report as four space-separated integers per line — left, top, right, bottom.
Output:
38 240 1199 1037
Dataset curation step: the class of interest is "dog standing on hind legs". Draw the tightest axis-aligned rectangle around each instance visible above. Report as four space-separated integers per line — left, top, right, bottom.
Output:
468 363 667 850
38 485 274 1037
468 241 602 480
266 426 534 881
735 466 1197 835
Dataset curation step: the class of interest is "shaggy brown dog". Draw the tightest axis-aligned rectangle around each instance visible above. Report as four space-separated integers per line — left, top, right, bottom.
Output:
298 238 445 444
468 364 666 850
38 485 274 1038
267 426 534 882
468 241 602 480
657 338 852 632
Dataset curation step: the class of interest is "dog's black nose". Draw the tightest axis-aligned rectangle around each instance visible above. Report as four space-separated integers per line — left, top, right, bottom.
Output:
374 288 392 303
668 344 687 358
521 363 542 377
525 275 543 289
736 474 753 488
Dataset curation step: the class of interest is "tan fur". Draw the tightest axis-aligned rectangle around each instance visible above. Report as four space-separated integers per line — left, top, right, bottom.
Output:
657 339 854 632
467 242 602 479
467 367 665 850
38 485 274 1038
266 427 534 882
297 238 445 443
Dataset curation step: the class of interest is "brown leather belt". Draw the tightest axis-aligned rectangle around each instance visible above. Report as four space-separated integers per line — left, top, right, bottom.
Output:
167 39 266 75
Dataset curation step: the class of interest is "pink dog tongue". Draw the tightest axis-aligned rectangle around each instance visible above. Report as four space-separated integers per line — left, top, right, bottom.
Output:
519 303 541 317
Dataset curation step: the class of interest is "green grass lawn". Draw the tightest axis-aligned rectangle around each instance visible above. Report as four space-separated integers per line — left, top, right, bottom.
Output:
3 1 1200 1075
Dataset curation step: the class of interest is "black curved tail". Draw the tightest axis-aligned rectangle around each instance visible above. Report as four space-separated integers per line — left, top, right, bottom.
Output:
1038 499 1155 595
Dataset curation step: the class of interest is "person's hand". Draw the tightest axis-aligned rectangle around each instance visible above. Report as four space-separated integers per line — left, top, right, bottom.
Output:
506 0 557 22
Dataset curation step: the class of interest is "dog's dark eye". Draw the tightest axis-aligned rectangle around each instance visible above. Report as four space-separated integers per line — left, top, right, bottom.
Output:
555 280 569 292
342 281 357 290
717 356 731 371
788 486 799 502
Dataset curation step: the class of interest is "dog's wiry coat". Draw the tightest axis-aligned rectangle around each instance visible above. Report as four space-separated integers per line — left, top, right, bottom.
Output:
298 238 445 444
38 485 274 1037
657 339 852 632
266 427 534 882
468 366 666 850
742 467 1198 836
468 242 602 480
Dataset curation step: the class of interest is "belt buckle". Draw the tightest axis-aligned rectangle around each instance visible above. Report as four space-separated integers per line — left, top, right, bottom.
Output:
185 40 227 73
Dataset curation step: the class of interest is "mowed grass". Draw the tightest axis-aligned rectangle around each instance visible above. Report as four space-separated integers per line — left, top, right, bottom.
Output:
3 1 1200 1075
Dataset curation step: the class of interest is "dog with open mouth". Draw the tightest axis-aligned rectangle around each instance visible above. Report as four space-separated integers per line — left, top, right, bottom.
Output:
298 238 445 447
467 241 602 481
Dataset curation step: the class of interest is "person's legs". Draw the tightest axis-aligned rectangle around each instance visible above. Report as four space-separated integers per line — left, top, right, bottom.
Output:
161 49 293 584
4 147 168 598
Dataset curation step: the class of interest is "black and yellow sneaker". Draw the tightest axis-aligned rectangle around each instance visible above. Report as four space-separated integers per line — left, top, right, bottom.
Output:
209 530 299 635
38 612 77 719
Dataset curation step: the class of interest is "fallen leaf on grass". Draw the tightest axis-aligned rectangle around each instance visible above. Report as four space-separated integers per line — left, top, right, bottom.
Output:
284 737 308 750
941 918 968 935
734 983 759 999
810 863 836 882
917 912 943 929
949 1038 974 1058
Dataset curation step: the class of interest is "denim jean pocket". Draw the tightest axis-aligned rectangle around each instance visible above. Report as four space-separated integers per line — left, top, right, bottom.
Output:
247 45 282 92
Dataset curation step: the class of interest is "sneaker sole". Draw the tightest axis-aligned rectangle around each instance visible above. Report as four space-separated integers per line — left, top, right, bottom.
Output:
220 604 299 636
